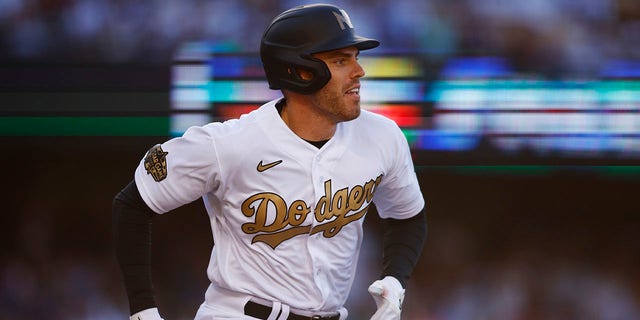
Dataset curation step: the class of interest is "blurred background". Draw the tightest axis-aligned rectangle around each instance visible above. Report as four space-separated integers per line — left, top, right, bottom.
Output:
1 0 640 319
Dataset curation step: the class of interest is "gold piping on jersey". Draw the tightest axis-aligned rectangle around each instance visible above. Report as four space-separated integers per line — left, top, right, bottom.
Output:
144 144 169 182
241 174 384 249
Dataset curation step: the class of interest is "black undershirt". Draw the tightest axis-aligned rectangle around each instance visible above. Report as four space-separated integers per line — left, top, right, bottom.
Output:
113 181 158 314
305 139 328 149
381 209 427 288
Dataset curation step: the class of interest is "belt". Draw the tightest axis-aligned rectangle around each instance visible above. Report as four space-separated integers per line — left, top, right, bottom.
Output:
244 300 340 320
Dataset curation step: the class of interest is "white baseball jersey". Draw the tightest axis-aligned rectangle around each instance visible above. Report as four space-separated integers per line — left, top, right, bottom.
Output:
134 98 425 314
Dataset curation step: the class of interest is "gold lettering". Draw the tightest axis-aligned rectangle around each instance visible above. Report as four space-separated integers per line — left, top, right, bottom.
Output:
241 174 385 249
252 226 311 249
311 205 370 238
363 174 383 203
348 185 364 211
288 200 309 226
332 187 348 215
310 174 383 238
314 180 333 222
241 193 289 233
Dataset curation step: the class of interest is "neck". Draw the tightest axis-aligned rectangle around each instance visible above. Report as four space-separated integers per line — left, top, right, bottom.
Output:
279 96 337 141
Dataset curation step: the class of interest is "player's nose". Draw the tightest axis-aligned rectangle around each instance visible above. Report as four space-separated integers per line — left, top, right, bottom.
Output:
352 61 365 79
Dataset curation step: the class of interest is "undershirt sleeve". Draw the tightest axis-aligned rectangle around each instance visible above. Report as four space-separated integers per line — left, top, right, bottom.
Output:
381 207 427 288
112 180 158 314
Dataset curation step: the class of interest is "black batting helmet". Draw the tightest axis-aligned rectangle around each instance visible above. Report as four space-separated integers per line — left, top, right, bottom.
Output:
260 4 380 94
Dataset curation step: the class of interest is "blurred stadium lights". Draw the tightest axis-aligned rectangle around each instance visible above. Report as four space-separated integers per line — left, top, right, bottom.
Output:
170 41 640 161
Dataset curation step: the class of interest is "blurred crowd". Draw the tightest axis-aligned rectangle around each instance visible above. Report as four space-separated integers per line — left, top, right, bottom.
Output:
2 199 639 320
2 1 640 319
1 146 639 319
1 0 639 77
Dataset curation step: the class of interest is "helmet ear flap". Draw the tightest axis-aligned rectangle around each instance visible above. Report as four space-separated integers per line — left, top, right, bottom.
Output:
262 49 331 95
287 66 309 82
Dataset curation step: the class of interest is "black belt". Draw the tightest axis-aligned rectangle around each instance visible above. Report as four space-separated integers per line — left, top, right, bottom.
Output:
244 300 340 320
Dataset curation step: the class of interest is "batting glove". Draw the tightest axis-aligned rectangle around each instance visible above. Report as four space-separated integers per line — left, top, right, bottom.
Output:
129 307 164 320
368 276 405 320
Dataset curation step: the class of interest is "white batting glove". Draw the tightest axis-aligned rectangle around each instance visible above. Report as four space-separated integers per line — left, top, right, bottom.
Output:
129 307 164 320
368 276 405 320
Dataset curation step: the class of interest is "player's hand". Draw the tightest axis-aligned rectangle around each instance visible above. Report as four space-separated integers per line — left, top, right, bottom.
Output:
368 276 405 320
130 307 164 320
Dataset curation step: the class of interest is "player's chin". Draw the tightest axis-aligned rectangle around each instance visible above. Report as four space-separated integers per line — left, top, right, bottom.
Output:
341 104 361 121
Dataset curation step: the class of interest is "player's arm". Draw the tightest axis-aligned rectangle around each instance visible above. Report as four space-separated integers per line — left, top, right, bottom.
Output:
114 127 218 319
112 179 164 319
381 206 427 288
368 207 426 320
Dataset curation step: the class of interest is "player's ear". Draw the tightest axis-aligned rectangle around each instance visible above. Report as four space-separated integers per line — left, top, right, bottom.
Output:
288 67 314 81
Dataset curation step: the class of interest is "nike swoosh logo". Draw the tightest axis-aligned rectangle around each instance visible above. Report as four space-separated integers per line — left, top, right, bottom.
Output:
257 160 283 172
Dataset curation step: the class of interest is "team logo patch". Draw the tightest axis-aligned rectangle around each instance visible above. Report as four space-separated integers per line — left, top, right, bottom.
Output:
144 144 169 182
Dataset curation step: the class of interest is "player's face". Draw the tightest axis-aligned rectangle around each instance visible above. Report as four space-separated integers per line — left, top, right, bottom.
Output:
309 46 365 123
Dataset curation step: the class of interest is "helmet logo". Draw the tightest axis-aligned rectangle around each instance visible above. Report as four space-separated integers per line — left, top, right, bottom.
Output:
332 10 354 30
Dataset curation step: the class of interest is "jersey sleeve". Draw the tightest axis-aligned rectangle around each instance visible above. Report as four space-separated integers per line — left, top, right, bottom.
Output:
134 125 220 214
373 124 425 219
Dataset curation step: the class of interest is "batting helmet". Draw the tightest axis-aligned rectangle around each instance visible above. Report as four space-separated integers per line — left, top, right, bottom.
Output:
260 4 380 94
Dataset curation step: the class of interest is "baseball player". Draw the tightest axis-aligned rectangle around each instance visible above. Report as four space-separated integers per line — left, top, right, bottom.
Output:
113 4 426 320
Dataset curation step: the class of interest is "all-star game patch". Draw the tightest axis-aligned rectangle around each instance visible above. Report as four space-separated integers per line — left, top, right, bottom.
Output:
144 144 169 182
